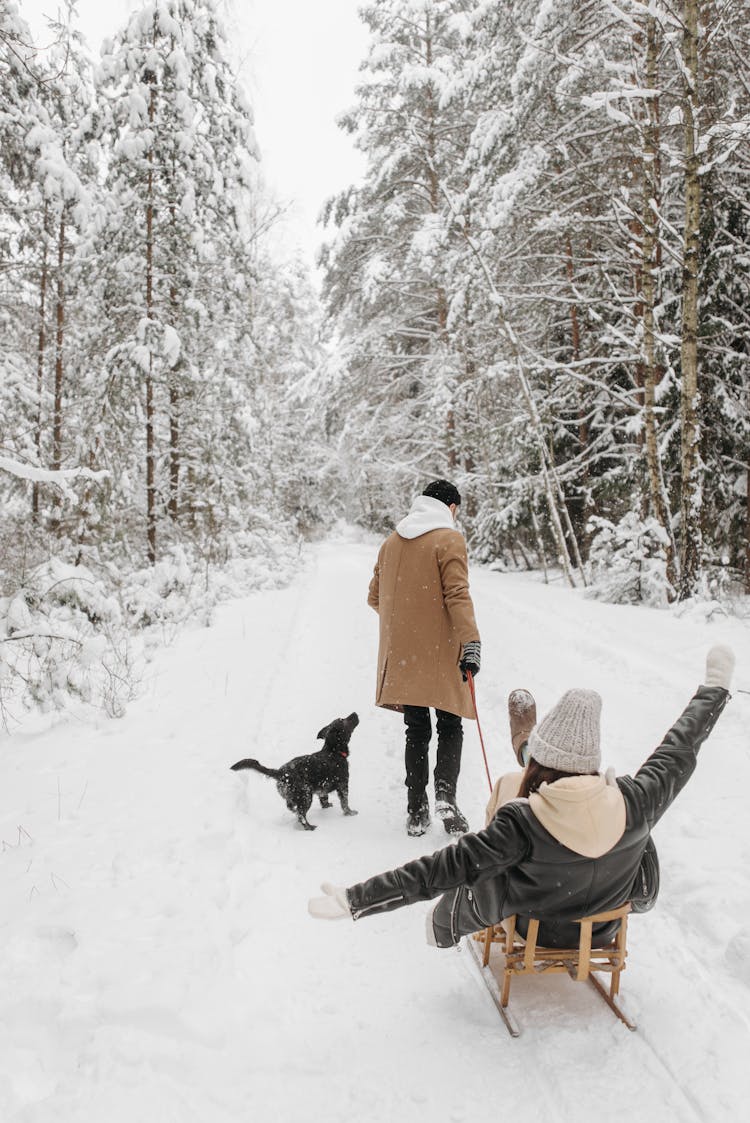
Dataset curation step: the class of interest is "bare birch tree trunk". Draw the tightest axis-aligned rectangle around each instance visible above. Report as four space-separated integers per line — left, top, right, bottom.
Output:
678 0 703 599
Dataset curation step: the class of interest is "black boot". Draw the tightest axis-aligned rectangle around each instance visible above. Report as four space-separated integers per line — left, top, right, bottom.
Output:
434 783 469 835
406 793 430 837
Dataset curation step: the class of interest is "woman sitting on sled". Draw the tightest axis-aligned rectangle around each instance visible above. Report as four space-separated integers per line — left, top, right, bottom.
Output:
309 646 734 949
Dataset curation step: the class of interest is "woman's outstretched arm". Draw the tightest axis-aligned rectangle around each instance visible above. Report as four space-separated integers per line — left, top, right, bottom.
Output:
618 646 733 829
309 805 528 921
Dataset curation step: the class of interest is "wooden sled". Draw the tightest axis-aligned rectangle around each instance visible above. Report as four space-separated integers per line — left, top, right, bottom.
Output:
472 903 635 1035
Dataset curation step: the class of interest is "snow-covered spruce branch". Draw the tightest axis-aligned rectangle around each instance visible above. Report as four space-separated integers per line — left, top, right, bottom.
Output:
42 575 98 596
518 350 642 411
0 15 72 87
0 456 108 487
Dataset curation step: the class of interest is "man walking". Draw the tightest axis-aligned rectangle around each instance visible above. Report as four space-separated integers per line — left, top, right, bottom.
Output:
367 480 481 836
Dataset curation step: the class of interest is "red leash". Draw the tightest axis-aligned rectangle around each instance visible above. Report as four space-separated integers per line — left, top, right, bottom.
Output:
467 670 493 793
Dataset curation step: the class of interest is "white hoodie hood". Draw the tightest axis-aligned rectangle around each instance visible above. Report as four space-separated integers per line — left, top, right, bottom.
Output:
529 774 626 858
396 495 458 540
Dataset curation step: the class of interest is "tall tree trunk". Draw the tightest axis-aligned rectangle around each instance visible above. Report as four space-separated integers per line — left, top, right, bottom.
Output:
564 235 582 365
640 8 678 592
630 18 651 513
145 64 157 564
168 238 179 522
421 8 457 468
678 0 703 599
33 202 49 519
424 11 441 313
168 341 179 520
446 407 457 470
746 462 750 594
423 10 454 463
530 498 549 584
564 234 591 550
51 209 66 523
167 61 180 522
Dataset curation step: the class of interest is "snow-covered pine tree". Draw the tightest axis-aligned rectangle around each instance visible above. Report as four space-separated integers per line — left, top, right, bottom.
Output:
1 1 41 544
93 0 261 563
24 25 95 528
692 0 750 593
0 0 326 714
320 0 475 521
1 4 97 556
625 0 750 599
321 0 749 601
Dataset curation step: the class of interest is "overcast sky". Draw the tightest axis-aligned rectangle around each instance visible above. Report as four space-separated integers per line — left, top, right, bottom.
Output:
22 0 368 270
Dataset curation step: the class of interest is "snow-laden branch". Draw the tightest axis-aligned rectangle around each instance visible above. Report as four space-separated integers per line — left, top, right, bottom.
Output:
0 456 108 485
0 456 108 495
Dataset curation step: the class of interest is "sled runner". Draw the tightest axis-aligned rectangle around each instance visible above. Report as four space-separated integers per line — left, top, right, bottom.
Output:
468 902 635 1036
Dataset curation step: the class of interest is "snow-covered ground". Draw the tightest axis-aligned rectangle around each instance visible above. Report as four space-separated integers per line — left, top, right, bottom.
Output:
2 529 750 1122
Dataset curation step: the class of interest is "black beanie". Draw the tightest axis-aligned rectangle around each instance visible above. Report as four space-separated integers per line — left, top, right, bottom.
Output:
422 479 461 508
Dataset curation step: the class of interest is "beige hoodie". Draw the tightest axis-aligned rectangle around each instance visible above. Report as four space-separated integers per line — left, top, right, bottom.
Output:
485 771 626 859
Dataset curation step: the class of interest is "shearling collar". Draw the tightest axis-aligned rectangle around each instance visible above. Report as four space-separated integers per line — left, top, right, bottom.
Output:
528 774 626 858
396 495 459 539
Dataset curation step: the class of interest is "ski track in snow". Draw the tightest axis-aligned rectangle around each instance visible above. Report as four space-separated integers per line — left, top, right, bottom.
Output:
2 531 749 1121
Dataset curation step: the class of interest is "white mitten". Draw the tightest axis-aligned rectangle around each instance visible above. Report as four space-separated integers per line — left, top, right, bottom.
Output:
705 645 735 690
308 882 352 920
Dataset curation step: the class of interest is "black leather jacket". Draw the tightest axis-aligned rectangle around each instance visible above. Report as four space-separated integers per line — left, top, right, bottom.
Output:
346 686 729 947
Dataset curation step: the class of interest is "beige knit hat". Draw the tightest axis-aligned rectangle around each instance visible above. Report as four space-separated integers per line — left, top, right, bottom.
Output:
526 688 602 774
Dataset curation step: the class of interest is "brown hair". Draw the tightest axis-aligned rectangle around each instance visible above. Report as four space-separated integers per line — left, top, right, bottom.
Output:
518 758 599 799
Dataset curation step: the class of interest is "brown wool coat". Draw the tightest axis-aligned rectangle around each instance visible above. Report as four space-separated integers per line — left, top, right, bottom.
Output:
367 528 480 719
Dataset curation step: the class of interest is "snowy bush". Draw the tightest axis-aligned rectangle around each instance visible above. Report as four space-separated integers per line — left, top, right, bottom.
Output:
121 532 301 634
0 529 303 722
671 562 750 622
0 558 138 720
120 547 197 633
586 513 675 607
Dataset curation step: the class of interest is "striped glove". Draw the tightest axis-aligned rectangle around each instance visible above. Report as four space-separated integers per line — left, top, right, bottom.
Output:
460 640 481 681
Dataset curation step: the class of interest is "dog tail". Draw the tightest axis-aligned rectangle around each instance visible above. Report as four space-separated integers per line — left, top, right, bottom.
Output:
230 758 281 779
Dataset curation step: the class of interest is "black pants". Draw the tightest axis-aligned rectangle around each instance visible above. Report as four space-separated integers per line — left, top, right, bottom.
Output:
403 706 463 808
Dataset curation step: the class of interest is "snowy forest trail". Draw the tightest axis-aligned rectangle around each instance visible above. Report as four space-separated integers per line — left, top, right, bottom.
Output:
2 531 750 1122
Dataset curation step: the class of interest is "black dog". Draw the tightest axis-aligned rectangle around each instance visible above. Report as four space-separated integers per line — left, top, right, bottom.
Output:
230 713 359 830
